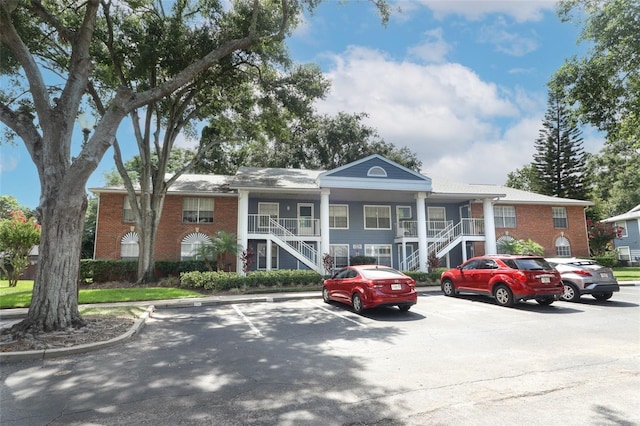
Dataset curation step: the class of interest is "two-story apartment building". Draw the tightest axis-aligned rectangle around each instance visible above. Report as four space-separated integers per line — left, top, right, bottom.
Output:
91 155 592 273
603 204 640 266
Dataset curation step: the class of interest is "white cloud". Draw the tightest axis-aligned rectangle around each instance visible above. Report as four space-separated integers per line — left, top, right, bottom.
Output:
314 45 551 185
416 0 556 23
407 28 452 63
424 116 543 184
478 17 540 56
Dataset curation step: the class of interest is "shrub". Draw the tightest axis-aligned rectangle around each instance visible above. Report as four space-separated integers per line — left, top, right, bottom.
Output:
180 270 323 291
592 256 618 268
350 256 376 265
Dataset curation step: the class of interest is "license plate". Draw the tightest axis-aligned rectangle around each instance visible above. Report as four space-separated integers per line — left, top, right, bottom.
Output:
541 277 550 283
600 273 609 278
391 284 402 290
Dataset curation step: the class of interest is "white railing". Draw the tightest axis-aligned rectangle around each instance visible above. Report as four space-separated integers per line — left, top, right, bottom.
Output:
400 218 486 270
248 215 318 266
401 250 420 271
248 214 320 236
396 219 484 238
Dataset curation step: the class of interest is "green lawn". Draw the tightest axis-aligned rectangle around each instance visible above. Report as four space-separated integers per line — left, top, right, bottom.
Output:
612 267 640 282
2 267 639 310
0 280 203 309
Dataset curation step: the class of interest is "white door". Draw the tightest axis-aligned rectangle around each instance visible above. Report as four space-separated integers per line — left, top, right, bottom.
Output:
298 203 314 235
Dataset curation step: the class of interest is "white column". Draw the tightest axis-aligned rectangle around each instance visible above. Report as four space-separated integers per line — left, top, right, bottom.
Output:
266 239 272 271
237 190 249 274
320 189 330 272
483 198 497 255
416 192 428 272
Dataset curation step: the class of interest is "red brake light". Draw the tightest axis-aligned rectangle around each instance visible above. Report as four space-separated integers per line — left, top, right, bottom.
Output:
574 269 592 277
513 271 527 282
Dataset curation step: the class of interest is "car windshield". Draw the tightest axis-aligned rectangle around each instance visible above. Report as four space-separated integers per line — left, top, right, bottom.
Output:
513 258 553 271
360 268 404 279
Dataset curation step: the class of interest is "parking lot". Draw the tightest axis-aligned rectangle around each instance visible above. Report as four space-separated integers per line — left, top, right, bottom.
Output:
1 287 639 425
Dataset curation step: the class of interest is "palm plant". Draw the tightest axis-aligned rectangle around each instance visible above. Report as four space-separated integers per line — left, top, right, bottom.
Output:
197 231 240 271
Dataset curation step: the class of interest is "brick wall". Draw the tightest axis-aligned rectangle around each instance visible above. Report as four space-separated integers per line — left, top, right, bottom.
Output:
94 193 238 264
470 203 590 257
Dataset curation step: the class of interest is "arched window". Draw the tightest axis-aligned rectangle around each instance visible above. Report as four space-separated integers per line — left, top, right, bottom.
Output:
120 232 139 259
367 166 387 177
181 232 212 260
555 236 571 257
496 235 515 254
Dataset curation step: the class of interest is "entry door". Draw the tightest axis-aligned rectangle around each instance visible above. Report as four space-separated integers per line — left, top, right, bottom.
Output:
298 203 314 235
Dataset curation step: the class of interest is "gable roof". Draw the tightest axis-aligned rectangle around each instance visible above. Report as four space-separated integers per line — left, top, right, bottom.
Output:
317 154 432 192
89 156 593 206
602 204 640 222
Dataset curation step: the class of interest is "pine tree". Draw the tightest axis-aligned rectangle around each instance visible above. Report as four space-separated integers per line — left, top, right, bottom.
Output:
532 87 588 199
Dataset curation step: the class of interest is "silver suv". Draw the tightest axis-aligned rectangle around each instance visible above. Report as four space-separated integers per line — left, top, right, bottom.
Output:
546 258 619 302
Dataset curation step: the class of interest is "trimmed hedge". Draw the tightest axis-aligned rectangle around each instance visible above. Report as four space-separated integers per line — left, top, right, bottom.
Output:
180 270 324 291
403 267 447 284
591 256 618 268
80 259 210 283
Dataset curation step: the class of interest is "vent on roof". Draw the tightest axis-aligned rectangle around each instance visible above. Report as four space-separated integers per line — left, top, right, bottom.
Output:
367 166 387 177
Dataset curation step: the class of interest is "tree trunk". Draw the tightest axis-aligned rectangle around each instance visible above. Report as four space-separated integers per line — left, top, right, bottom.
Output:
14 194 87 334
136 193 165 284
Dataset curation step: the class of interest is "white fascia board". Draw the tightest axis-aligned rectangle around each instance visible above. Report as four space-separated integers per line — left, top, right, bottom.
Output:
319 176 431 192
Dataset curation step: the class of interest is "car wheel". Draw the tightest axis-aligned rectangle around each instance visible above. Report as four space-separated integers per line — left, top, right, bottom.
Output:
561 282 580 302
322 286 330 303
535 297 554 306
441 279 456 297
592 292 613 301
398 304 411 312
352 293 364 314
494 284 515 307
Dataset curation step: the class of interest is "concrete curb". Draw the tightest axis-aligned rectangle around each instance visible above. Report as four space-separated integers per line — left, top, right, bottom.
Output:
0 306 155 363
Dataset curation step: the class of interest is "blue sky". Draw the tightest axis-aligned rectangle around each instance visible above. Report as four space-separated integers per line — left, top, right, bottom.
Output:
0 0 597 210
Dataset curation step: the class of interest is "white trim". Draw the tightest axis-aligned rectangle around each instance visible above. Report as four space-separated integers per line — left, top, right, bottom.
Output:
367 166 387 177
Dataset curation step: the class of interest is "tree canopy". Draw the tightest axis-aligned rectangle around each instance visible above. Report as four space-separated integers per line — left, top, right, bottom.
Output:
552 0 640 216
0 0 390 333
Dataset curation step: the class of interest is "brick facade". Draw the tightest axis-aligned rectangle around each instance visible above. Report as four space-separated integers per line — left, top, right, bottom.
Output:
94 193 238 265
470 202 590 257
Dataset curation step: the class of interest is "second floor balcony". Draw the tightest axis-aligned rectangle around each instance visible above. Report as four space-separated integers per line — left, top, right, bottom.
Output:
396 219 485 238
248 214 320 237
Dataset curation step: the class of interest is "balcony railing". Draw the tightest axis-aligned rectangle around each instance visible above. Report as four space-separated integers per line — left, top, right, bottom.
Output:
396 219 485 238
248 214 320 237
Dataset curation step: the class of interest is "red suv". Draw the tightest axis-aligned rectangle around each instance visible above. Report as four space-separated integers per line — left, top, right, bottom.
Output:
440 255 563 307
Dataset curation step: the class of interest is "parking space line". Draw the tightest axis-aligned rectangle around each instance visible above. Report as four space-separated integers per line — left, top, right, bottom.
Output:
412 307 455 320
304 301 367 327
232 304 264 337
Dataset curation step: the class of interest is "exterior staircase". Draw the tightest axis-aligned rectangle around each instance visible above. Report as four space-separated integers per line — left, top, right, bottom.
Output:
266 218 319 271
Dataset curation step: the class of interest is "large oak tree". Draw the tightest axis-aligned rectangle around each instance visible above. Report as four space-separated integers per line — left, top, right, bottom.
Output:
0 0 389 334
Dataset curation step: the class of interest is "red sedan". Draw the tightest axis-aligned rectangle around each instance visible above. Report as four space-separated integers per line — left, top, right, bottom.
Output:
322 265 417 314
